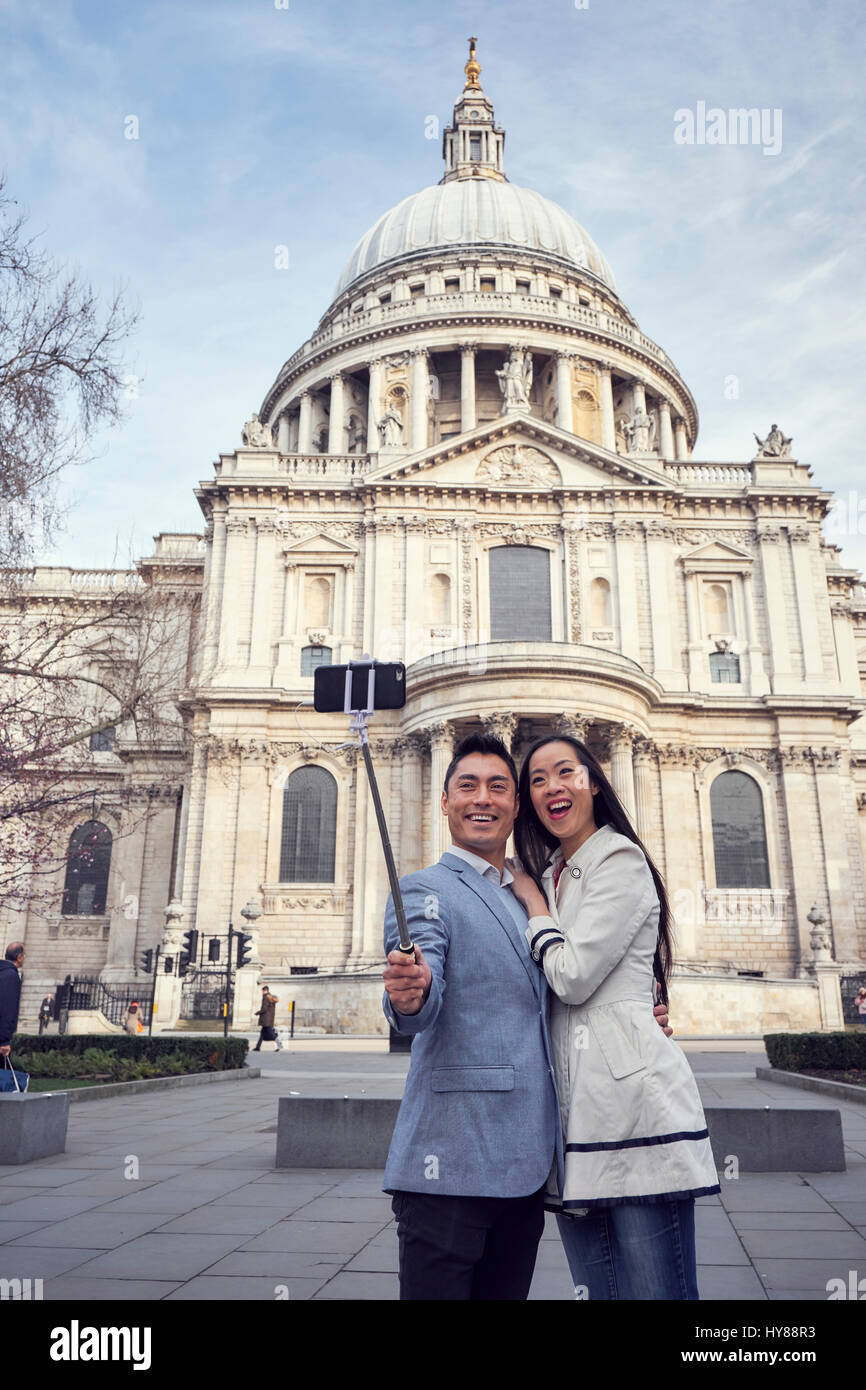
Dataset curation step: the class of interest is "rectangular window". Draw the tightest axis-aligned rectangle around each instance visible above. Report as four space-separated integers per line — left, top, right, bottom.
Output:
549 285 563 299
489 546 552 641
379 292 391 305
409 283 424 299
709 652 741 683
479 276 496 293
90 727 116 751
444 278 460 294
469 134 482 160
516 279 531 293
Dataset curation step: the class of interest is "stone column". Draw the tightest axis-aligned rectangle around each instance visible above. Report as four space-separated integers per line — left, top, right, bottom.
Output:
742 570 769 695
644 520 677 685
789 526 824 682
597 364 616 451
218 517 249 671
400 733 428 875
328 372 345 454
831 600 860 690
658 400 675 459
427 722 454 862
555 353 574 434
460 344 477 433
556 714 591 747
674 418 689 460
403 515 427 655
609 727 637 821
657 748 698 955
684 569 704 690
631 379 647 415
298 391 313 453
103 795 149 978
411 349 429 451
248 518 276 677
481 712 518 752
367 359 384 451
778 748 828 973
812 748 859 963
277 414 290 453
613 521 640 662
633 739 658 854
201 505 227 677
758 526 794 693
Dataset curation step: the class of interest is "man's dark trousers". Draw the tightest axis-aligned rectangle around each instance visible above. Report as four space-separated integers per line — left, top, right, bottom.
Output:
391 1187 546 1300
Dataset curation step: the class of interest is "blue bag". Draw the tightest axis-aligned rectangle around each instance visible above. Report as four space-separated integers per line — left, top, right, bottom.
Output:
0 1057 29 1093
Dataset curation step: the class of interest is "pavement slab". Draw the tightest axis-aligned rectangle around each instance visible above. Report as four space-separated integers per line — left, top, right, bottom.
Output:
0 1048 861 1301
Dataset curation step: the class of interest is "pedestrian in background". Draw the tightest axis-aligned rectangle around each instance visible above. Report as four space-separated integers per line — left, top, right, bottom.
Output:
856 987 866 1028
38 995 54 1035
123 1002 143 1036
0 942 25 1058
254 984 282 1051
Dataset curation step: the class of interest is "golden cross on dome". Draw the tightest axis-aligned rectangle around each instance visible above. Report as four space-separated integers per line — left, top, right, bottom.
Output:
465 36 481 89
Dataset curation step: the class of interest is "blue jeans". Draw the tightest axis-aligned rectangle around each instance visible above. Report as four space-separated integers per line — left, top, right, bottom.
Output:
556 1198 699 1300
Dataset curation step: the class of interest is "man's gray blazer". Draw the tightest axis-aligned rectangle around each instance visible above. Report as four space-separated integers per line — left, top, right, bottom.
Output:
383 852 562 1198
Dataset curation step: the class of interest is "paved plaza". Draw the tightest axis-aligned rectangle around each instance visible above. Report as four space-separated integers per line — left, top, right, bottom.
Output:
0 1043 864 1300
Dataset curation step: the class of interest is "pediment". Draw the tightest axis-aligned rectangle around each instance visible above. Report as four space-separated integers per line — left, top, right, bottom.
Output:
284 533 358 557
363 416 673 493
681 540 753 564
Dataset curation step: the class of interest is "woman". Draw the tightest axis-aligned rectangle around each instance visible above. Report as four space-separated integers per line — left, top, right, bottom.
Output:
508 734 719 1300
122 1002 142 1037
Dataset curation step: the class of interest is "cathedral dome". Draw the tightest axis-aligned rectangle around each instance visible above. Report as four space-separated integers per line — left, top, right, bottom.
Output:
334 178 617 298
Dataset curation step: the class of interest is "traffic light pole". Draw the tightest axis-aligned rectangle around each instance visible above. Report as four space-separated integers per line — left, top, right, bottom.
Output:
147 946 161 1036
223 923 234 1039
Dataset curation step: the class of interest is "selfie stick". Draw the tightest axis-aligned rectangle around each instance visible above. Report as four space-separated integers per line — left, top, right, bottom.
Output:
345 663 415 961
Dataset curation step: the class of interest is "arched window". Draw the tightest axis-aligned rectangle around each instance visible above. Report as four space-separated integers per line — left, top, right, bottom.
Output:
429 573 451 626
710 771 770 888
61 821 112 915
305 576 332 628
489 546 551 641
705 583 732 631
301 645 332 676
279 767 337 882
590 577 613 627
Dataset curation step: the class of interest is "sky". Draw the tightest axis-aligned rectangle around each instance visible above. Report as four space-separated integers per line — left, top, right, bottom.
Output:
2 0 865 577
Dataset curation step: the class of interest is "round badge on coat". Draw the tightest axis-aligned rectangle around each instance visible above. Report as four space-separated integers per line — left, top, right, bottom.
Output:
570 866 582 879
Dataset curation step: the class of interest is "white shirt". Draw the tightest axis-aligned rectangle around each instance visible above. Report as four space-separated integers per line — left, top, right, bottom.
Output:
446 843 515 889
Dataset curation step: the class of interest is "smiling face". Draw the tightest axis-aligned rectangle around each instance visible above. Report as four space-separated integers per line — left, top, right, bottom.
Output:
528 740 599 855
442 752 518 864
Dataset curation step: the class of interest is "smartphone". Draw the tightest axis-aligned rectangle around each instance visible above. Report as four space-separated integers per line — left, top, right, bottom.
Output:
313 660 406 713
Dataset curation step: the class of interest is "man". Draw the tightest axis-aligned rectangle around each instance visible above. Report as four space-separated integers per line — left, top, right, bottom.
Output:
253 984 282 1051
382 733 669 1301
0 942 25 1059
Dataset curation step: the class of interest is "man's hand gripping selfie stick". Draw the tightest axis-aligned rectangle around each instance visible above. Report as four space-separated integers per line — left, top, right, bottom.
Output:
345 665 415 962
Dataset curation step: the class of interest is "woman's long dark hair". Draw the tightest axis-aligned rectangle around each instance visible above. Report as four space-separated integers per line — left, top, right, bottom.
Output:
514 734 673 1004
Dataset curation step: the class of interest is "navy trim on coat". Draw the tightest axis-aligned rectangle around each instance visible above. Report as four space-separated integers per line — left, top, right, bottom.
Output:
546 1183 722 1213
565 1128 710 1153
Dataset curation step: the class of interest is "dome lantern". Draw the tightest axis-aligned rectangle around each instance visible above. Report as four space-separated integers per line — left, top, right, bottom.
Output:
441 37 506 184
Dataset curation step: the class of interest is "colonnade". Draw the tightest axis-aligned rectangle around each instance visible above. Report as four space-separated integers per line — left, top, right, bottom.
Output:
271 346 692 461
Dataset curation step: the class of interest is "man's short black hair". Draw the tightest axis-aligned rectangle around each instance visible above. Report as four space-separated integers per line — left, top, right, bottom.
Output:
443 732 518 796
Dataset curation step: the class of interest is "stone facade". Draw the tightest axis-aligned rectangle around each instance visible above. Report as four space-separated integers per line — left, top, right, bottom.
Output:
3 52 865 1033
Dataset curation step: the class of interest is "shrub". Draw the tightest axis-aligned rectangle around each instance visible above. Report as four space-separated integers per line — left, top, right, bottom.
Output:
9 1034 249 1082
764 1032 866 1071
11 1034 248 1070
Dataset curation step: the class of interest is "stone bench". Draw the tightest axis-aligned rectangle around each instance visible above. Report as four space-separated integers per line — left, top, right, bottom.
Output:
275 1097 845 1173
0 1092 70 1164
